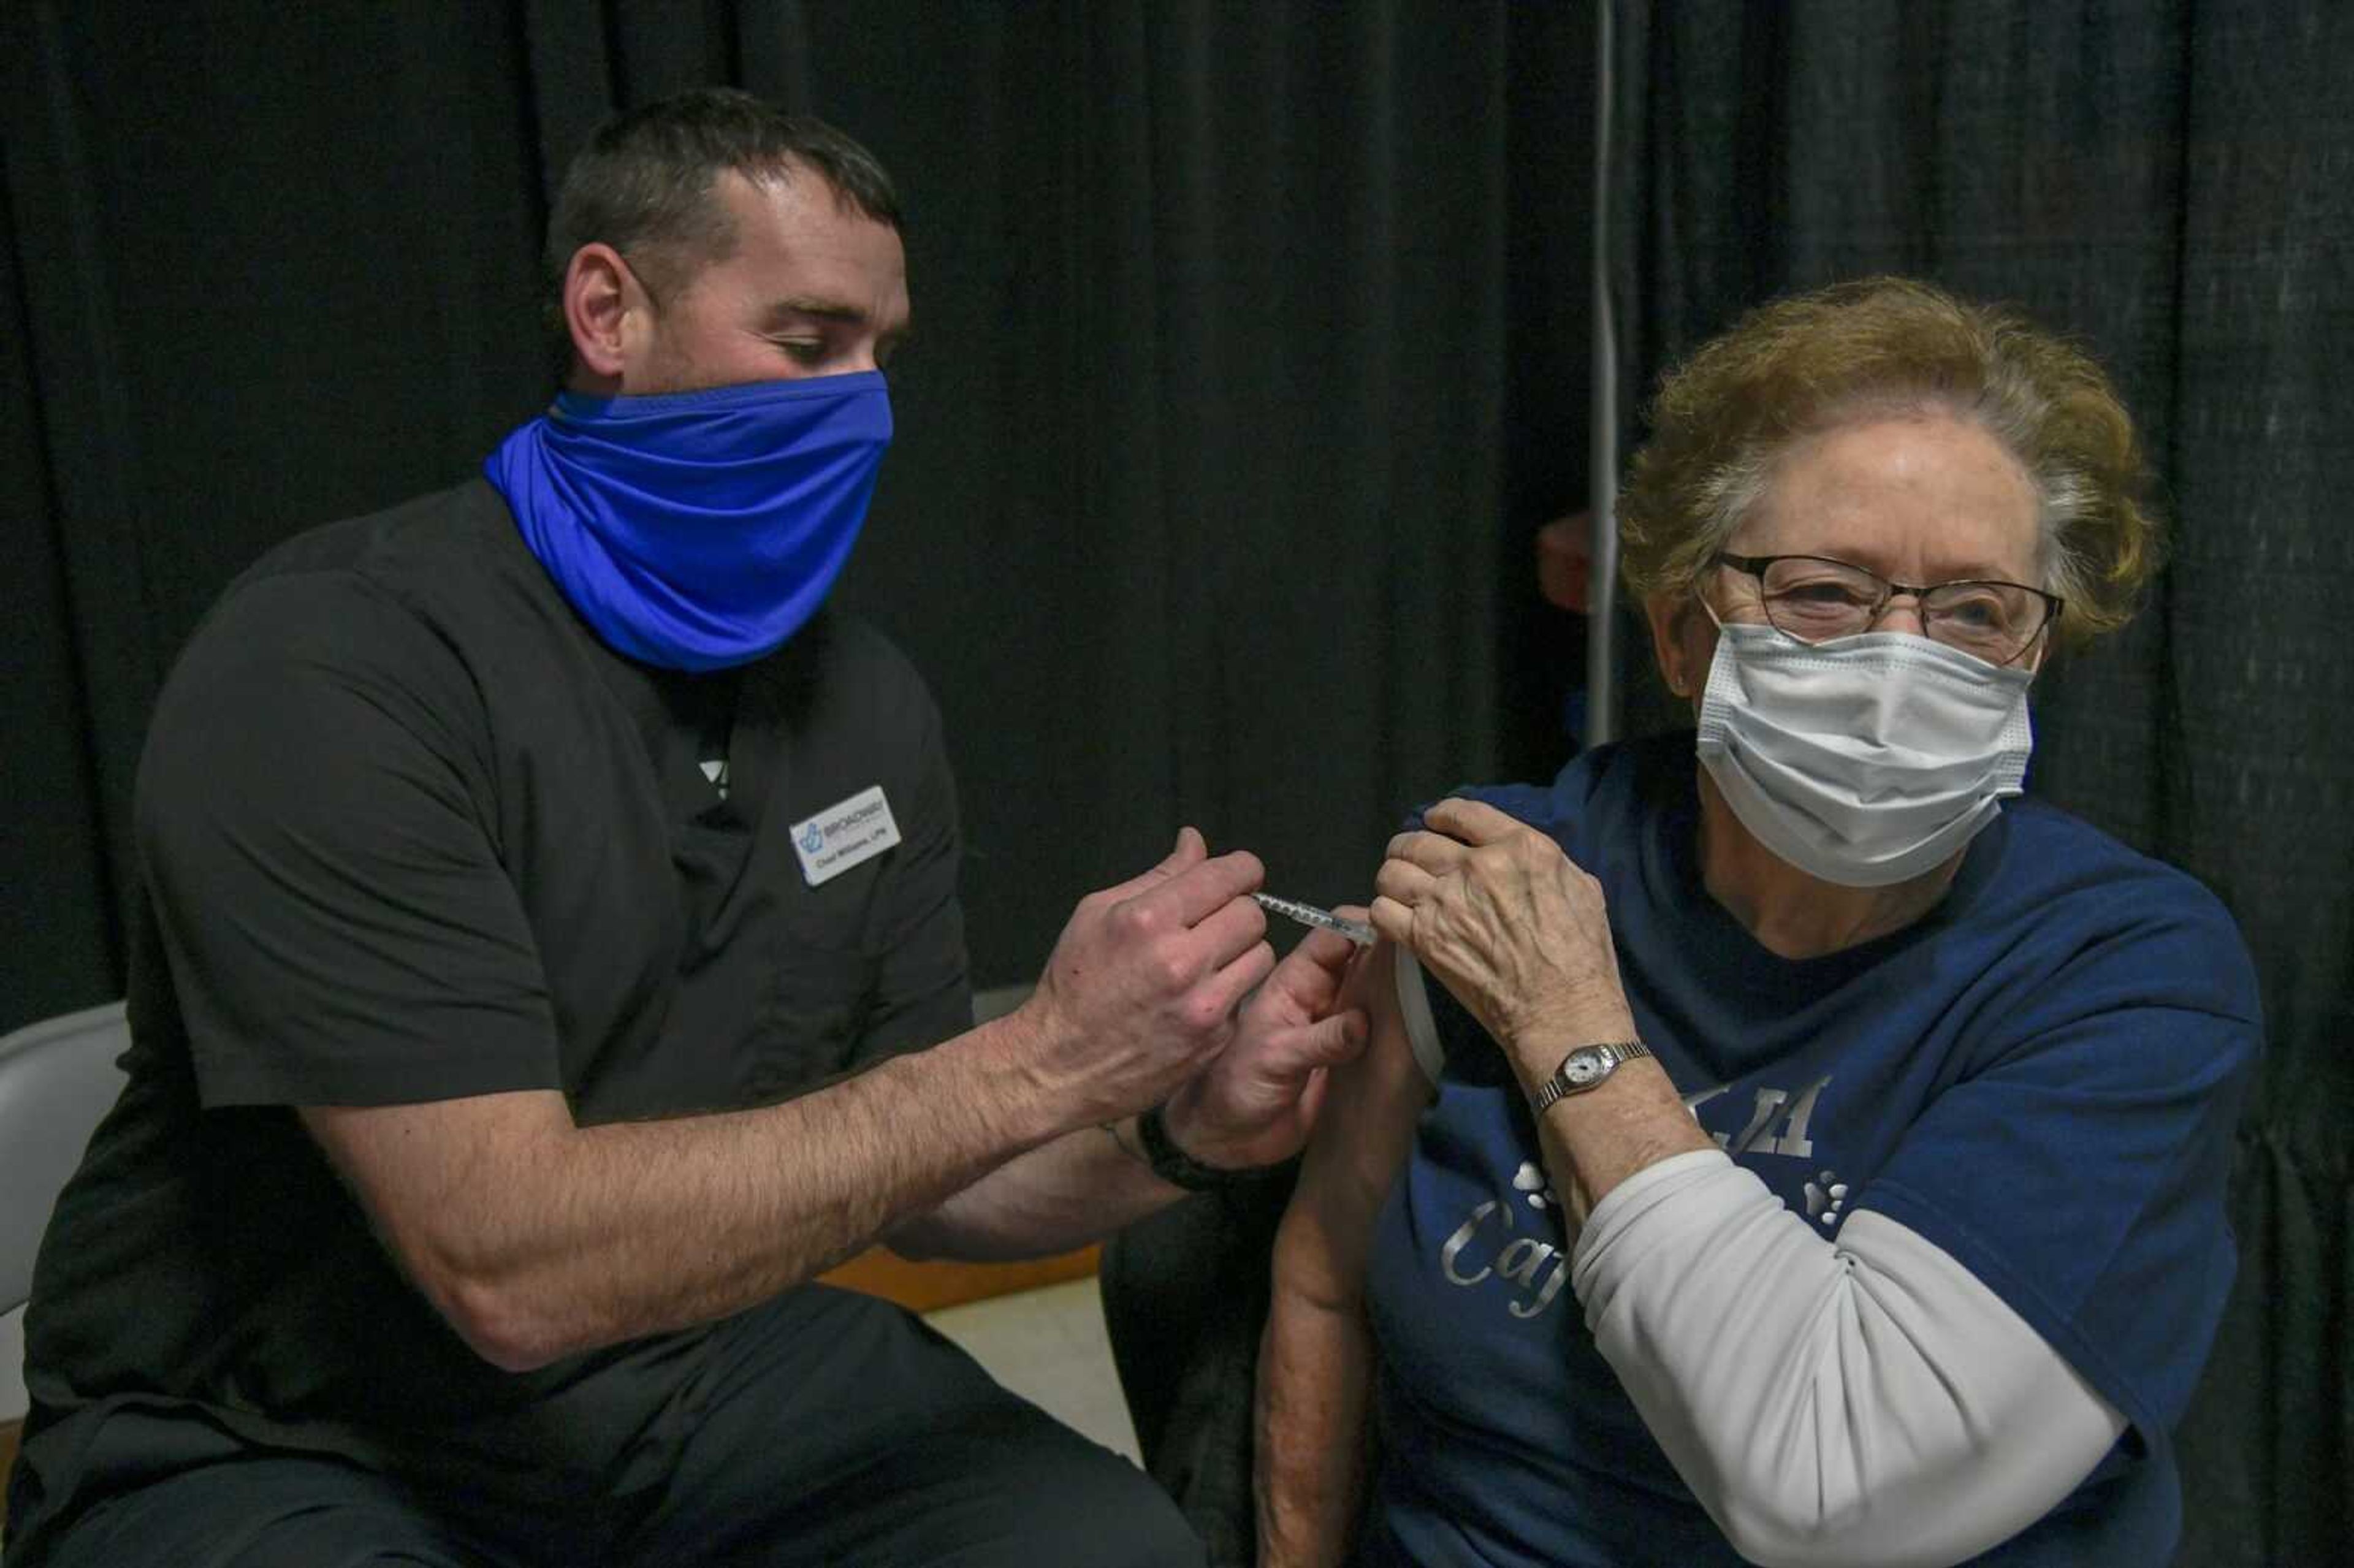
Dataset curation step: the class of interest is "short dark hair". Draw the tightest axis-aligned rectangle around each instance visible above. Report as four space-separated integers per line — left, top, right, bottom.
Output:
541 87 903 367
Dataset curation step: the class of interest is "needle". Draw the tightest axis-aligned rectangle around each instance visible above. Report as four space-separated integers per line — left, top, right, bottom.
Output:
1251 892 1376 946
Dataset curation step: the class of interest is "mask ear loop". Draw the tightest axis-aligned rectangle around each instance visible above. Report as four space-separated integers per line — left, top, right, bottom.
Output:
2014 619 2055 676
1672 571 1735 699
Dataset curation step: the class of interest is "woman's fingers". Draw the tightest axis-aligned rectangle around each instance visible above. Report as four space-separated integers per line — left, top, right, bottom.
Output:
1384 828 1469 873
1368 894 1417 946
1421 797 1526 846
1374 856 1439 907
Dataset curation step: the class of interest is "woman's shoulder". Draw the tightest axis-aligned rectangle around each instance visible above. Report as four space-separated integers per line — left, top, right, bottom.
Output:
1435 733 1689 831
1975 797 2260 1027
1998 797 2238 927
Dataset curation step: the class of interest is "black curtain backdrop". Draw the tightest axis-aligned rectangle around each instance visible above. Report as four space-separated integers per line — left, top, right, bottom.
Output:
2 1 1594 1028
14 0 2340 1560
1609 3 2352 1561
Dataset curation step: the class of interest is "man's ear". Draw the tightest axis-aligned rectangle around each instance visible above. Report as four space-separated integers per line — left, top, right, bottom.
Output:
562 243 644 384
1644 590 1705 700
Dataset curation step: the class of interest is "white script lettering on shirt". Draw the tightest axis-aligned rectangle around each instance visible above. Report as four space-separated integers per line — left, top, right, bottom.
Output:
1432 1076 1837 1320
1439 1160 1576 1321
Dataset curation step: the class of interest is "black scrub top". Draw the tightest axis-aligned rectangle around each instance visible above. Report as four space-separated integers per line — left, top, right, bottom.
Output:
14 479 972 1523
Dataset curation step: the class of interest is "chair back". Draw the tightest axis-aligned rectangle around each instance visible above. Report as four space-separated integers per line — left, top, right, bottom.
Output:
0 1003 131 1314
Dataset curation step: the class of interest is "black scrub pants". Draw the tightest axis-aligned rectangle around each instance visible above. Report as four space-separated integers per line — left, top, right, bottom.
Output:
13 1287 1203 1568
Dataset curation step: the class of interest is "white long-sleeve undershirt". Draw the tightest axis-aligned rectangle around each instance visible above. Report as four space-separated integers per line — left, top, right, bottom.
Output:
1569 1150 2125 1567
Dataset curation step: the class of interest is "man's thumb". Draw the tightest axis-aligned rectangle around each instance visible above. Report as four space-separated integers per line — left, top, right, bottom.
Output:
1097 826 1210 904
1154 825 1208 874
1298 1008 1370 1069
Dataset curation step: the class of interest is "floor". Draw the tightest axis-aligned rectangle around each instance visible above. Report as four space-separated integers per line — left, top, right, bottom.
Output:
925 1274 1142 1463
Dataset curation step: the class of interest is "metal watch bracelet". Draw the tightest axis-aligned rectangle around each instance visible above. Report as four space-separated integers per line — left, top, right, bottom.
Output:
1529 1039 1653 1116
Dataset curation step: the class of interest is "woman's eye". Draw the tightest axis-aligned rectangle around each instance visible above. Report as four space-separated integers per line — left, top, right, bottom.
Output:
1780 581 1871 607
1939 592 2009 629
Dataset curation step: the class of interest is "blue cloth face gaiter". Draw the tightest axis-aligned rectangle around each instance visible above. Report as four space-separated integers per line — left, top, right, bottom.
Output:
485 370 893 671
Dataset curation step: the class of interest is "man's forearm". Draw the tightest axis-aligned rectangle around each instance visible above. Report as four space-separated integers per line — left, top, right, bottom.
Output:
886 1114 1182 1262
311 1011 1063 1371
305 829 1283 1371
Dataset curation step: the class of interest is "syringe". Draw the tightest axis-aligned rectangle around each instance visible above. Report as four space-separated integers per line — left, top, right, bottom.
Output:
1251 892 1376 946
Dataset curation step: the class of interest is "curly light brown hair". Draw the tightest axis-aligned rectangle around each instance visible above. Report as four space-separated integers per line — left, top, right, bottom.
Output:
1617 277 2162 645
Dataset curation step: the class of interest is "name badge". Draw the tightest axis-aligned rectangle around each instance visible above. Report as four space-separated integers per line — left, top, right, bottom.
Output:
790 784 903 887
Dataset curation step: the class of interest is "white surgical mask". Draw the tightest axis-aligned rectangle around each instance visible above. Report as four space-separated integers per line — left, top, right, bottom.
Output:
1694 622 2035 888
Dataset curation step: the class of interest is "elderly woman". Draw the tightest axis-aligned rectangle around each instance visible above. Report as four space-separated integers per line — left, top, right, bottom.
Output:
1258 278 2259 1567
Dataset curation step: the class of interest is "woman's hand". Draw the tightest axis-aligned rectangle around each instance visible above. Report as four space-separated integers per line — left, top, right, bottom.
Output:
1368 797 1637 1056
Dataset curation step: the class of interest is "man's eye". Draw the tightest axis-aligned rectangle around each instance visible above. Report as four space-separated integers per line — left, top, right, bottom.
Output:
775 339 826 363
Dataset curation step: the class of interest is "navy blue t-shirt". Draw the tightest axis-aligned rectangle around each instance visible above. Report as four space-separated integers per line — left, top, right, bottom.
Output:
1362 733 2260 1567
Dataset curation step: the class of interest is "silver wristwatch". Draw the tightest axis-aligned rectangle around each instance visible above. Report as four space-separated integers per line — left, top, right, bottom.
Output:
1530 1040 1652 1115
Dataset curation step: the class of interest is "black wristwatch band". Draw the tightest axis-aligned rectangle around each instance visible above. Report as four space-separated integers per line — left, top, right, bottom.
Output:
1135 1103 1291 1191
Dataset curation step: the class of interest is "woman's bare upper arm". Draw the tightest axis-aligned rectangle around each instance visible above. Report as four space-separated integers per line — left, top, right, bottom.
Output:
1276 941 1430 1304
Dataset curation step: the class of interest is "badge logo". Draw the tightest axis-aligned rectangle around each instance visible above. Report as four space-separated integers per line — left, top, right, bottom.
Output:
789 785 902 887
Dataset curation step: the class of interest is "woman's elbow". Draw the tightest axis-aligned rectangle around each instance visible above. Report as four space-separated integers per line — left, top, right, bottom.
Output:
1716 1508 1873 1568
1717 1509 1845 1568
1270 1221 1365 1319
1712 1493 1973 1568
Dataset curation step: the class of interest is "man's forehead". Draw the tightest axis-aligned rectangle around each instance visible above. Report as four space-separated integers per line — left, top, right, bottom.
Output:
723 170 899 267
718 166 896 245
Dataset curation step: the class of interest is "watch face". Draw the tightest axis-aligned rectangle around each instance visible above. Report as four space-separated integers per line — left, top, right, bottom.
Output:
1564 1051 1604 1086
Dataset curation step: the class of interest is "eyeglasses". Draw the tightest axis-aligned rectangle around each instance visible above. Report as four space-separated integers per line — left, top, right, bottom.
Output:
1712 552 2063 667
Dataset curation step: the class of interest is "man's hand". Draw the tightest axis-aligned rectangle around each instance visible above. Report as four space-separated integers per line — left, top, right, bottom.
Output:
1013 828 1277 1131
1369 798 1636 1054
1162 918 1371 1170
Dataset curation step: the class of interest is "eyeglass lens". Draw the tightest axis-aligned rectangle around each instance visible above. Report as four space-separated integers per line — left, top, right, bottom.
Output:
1751 557 2047 662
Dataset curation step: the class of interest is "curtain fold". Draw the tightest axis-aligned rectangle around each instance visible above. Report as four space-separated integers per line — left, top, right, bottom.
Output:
4 3 164 944
1607 3 2353 1558
1 149 121 1009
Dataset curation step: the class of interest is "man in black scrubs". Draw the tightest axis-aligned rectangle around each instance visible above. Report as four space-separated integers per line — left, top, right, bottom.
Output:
4 90 1365 1567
